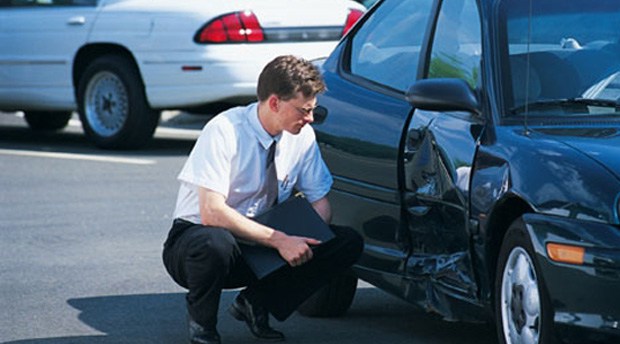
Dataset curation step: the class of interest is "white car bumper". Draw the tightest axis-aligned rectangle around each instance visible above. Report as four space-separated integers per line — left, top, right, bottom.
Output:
138 41 339 109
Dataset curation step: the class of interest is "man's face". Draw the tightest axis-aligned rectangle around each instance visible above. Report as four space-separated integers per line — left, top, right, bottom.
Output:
277 93 317 135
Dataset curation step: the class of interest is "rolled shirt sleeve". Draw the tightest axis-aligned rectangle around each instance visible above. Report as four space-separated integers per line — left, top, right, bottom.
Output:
177 117 236 198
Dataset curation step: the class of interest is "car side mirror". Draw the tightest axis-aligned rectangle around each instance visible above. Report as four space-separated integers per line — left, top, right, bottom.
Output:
406 78 481 116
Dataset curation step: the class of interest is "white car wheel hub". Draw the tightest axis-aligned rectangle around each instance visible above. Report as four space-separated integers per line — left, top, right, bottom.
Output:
501 247 541 344
85 71 128 137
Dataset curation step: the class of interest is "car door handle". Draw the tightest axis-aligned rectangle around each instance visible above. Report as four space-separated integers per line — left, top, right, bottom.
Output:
404 128 423 162
407 128 422 145
67 16 86 26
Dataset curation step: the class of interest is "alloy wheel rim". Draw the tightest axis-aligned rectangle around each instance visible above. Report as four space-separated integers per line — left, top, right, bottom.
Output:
501 247 541 344
84 71 128 137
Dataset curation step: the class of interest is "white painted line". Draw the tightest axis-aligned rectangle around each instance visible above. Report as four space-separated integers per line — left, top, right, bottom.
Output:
0 148 155 165
357 280 376 289
69 118 202 139
155 126 201 137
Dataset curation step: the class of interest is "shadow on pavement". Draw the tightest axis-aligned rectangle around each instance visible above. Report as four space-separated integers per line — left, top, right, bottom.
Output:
0 126 197 157
4 288 496 344
4 292 189 344
0 111 208 157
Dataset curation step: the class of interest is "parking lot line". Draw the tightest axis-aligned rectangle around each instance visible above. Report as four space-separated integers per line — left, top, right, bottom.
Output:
0 148 155 165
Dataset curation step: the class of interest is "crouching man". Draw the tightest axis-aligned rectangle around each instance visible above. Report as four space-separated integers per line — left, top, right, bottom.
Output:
162 55 363 344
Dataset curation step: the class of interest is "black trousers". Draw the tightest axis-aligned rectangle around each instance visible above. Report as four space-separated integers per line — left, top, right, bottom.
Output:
162 218 363 328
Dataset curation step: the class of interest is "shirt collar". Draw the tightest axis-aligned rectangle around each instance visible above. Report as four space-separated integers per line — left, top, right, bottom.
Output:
247 102 282 150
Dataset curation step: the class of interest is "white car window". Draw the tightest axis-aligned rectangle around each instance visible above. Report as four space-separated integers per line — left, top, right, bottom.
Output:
0 0 97 6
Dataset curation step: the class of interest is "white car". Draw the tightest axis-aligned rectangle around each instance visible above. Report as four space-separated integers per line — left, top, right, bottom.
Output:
0 0 365 149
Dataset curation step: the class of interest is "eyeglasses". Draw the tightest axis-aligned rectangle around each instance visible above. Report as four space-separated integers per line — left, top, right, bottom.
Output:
278 96 318 117
292 105 318 117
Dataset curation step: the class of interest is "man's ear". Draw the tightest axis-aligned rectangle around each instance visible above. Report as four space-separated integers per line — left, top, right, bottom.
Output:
268 95 279 112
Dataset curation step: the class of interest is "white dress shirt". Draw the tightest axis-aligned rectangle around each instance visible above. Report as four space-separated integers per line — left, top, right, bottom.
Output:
173 102 333 224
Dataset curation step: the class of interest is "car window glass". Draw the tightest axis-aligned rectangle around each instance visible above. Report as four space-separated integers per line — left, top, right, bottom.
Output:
501 0 620 117
427 0 482 89
0 0 96 6
349 0 434 92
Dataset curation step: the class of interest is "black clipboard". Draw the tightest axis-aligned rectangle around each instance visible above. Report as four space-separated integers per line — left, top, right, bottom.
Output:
239 195 335 279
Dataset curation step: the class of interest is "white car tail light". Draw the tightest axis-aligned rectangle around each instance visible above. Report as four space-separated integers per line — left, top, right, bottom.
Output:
195 11 264 43
195 8 364 44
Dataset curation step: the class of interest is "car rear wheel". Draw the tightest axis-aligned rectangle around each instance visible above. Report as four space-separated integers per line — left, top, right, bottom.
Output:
77 55 159 149
297 268 358 317
495 217 556 344
24 111 72 131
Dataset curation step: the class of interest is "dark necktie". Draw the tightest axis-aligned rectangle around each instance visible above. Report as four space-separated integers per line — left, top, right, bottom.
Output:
265 140 278 207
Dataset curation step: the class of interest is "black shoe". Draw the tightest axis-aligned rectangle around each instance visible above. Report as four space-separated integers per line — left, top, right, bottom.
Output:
229 293 285 341
188 315 221 344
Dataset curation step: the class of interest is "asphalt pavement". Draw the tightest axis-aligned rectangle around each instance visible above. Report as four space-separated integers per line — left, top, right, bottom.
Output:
0 111 497 344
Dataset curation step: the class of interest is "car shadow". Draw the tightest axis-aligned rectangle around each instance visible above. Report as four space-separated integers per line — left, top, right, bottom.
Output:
0 116 202 157
3 289 497 344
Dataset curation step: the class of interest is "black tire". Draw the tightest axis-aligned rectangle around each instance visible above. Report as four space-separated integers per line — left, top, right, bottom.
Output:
494 217 556 344
77 55 160 149
297 269 358 317
24 111 72 131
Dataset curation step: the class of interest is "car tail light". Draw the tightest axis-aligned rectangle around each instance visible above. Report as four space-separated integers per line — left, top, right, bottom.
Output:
342 9 364 36
195 11 265 44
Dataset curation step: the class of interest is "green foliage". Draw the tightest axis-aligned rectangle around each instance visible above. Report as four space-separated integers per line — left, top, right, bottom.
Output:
429 52 479 89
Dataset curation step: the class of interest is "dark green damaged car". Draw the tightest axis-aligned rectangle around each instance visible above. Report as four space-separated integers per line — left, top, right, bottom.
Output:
299 1 620 343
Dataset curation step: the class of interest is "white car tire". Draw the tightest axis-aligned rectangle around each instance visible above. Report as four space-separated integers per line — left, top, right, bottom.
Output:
77 55 159 149
24 111 72 132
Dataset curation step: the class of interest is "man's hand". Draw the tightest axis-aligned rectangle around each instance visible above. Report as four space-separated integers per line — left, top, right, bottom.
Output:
198 188 327 267
273 234 321 267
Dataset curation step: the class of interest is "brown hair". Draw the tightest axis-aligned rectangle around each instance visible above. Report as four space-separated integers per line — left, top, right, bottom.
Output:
257 55 326 101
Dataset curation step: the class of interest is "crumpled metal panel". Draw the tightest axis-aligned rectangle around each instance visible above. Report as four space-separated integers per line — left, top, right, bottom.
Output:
404 251 481 321
402 109 484 321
